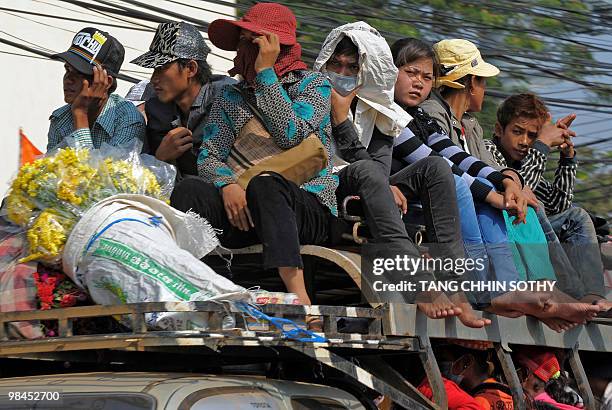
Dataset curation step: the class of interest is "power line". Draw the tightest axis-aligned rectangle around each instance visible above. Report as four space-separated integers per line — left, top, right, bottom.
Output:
575 136 612 148
3 0 611 117
1 5 234 63
163 0 236 19
0 50 48 60
55 0 235 63
0 9 150 53
574 182 612 194
0 7 154 32
0 36 140 84
0 29 56 54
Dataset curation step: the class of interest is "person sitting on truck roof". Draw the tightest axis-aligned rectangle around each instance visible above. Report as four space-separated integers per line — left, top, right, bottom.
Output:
485 93 611 314
170 3 338 329
47 27 145 151
131 21 236 179
313 22 489 327
387 37 564 323
515 347 583 410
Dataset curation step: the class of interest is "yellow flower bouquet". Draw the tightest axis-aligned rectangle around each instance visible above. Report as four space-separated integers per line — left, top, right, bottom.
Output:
3 145 176 263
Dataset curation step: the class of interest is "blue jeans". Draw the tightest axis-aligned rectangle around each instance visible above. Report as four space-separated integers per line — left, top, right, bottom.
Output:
549 206 604 297
454 176 519 302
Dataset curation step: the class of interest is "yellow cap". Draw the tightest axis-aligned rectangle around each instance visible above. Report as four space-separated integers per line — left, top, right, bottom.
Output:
434 39 499 89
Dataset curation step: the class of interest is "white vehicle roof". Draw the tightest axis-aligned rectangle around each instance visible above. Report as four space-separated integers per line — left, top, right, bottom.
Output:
0 372 365 410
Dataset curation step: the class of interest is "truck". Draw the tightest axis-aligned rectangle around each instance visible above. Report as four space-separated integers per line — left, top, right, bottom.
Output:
0 243 610 410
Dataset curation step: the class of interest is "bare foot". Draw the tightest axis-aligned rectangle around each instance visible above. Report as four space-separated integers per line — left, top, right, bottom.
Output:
594 300 612 312
449 292 492 328
547 288 601 323
580 294 612 314
490 291 554 318
305 315 323 332
416 291 462 319
491 289 599 323
539 317 578 333
543 301 600 324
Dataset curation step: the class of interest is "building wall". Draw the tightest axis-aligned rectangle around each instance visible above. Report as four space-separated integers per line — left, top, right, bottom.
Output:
0 0 236 195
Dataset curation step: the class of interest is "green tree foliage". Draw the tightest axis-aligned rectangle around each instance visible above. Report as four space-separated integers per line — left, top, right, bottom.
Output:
564 147 612 219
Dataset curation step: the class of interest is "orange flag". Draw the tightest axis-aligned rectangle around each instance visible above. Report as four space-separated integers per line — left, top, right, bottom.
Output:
19 128 42 166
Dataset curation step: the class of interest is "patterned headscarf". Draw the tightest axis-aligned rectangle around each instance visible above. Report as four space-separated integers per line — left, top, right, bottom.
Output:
229 39 307 85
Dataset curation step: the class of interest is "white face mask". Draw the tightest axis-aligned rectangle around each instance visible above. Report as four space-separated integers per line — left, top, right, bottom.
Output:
325 71 358 96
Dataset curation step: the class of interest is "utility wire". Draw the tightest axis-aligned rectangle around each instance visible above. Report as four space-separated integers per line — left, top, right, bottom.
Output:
4 1 612 116
56 0 236 62
0 50 48 60
0 36 140 83
574 182 612 194
575 136 612 148
0 7 154 32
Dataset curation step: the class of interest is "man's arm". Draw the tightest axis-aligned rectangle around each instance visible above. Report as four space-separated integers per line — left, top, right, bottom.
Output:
534 155 577 215
426 132 511 191
46 111 97 151
332 119 372 163
522 120 573 189
519 140 549 190
47 116 64 152
68 65 114 149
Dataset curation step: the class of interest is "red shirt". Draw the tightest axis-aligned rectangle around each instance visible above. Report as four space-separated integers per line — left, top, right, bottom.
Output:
418 377 487 410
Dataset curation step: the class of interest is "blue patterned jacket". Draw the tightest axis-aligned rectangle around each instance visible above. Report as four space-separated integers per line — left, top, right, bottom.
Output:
196 68 338 215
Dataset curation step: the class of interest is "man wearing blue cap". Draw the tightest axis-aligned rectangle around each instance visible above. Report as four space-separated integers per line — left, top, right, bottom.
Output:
132 21 235 177
48 27 145 151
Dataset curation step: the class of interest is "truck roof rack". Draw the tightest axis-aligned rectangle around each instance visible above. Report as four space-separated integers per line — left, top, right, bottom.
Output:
0 301 609 410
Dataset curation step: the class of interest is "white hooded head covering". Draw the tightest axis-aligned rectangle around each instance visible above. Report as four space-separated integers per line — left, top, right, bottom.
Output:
314 21 411 148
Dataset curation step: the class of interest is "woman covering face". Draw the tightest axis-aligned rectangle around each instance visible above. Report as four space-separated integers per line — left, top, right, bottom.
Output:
172 3 339 328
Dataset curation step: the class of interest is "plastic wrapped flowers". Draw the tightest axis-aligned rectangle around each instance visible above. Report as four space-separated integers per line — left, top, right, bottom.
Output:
2 141 176 264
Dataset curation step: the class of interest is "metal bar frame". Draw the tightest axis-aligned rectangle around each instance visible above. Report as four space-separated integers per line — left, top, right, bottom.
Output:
494 343 526 410
1 301 609 410
567 345 596 410
417 334 448 409
290 345 438 410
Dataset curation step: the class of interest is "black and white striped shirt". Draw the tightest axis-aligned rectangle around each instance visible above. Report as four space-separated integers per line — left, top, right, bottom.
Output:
484 138 577 215
391 107 515 202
